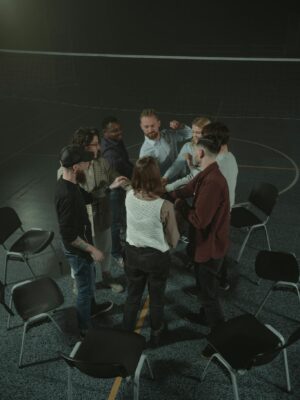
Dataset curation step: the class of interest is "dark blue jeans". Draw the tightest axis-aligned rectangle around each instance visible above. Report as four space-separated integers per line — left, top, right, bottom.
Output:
194 258 225 328
110 188 126 258
123 243 171 332
62 245 96 330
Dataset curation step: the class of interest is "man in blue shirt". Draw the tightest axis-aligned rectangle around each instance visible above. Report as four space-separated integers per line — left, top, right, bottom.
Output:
139 109 192 178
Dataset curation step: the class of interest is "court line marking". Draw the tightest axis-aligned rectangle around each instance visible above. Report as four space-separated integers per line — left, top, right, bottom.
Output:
107 297 150 400
232 137 299 194
2 95 300 122
0 110 90 167
1 48 300 62
239 164 296 171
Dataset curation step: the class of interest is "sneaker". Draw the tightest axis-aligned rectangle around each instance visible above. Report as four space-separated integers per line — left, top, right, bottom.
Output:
102 272 124 293
219 281 230 291
72 279 78 295
201 344 216 359
180 235 189 244
148 323 167 348
183 286 199 298
108 282 124 294
90 301 113 318
184 310 208 326
114 256 125 268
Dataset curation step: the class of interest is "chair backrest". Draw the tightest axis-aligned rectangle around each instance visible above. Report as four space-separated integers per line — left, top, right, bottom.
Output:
255 250 299 283
12 277 64 320
0 207 22 245
248 183 278 216
253 325 300 367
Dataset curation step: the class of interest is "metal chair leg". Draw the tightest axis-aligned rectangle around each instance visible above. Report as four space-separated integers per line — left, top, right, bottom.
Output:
19 322 28 367
283 348 291 392
255 285 275 317
201 357 214 381
67 366 73 400
236 227 254 263
295 284 300 305
263 225 271 250
50 243 63 275
47 314 64 334
4 254 8 286
230 371 240 400
144 355 154 379
7 293 14 329
133 353 147 400
24 257 37 279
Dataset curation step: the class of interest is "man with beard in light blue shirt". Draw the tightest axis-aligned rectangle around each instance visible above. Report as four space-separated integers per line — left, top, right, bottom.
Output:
139 108 192 178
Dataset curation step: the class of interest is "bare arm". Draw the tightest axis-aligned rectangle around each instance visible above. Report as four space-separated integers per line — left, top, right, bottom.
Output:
71 236 104 262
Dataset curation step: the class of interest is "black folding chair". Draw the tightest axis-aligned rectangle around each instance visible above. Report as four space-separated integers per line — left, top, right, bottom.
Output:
7 277 64 367
255 250 300 316
0 206 62 285
202 314 300 400
60 327 153 400
230 182 278 263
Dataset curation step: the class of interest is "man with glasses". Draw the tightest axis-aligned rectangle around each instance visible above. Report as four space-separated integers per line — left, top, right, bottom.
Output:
101 116 134 267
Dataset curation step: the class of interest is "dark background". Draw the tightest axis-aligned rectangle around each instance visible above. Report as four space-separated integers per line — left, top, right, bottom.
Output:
0 2 300 399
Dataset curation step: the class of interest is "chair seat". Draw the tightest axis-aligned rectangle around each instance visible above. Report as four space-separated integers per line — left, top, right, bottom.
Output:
256 251 299 283
230 207 263 228
13 277 64 321
75 328 146 377
207 314 280 370
10 230 54 255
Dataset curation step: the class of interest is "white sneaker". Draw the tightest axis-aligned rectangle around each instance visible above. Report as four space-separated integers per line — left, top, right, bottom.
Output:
180 235 189 244
114 256 125 268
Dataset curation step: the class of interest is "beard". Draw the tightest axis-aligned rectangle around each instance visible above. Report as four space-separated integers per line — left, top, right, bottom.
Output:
146 130 159 140
75 170 87 184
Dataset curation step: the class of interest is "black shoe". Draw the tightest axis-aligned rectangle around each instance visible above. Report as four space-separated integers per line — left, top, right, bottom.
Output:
219 281 230 291
184 310 208 326
148 324 167 348
91 301 113 318
183 286 199 298
201 344 216 359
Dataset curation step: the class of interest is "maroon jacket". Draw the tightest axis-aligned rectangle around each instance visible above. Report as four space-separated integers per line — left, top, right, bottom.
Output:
171 162 230 263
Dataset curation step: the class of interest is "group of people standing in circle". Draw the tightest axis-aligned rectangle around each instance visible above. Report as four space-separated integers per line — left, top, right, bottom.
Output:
55 109 238 349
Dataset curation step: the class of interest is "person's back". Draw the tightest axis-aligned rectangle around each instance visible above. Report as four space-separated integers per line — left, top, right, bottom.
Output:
216 151 238 208
123 156 179 346
126 190 170 253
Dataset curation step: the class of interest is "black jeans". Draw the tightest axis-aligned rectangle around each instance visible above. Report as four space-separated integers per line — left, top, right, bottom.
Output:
194 258 225 328
123 243 171 332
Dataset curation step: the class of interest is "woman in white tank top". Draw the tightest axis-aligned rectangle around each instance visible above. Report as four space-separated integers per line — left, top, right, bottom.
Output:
123 156 179 347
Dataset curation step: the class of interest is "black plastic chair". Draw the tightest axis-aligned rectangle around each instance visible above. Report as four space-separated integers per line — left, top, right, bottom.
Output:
201 314 300 400
255 250 300 317
0 207 62 285
7 277 64 367
60 327 153 400
230 183 278 263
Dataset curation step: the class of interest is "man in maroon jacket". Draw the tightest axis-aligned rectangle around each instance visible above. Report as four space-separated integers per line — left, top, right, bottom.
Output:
171 134 230 330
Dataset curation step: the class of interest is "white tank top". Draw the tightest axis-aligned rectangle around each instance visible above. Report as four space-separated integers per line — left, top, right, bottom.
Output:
126 190 169 252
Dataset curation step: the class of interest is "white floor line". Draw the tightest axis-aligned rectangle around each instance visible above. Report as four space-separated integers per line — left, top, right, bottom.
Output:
232 137 299 194
2 94 300 122
1 48 300 63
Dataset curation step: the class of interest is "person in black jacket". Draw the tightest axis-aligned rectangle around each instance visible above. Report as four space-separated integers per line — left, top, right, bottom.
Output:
55 144 113 334
101 116 134 266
